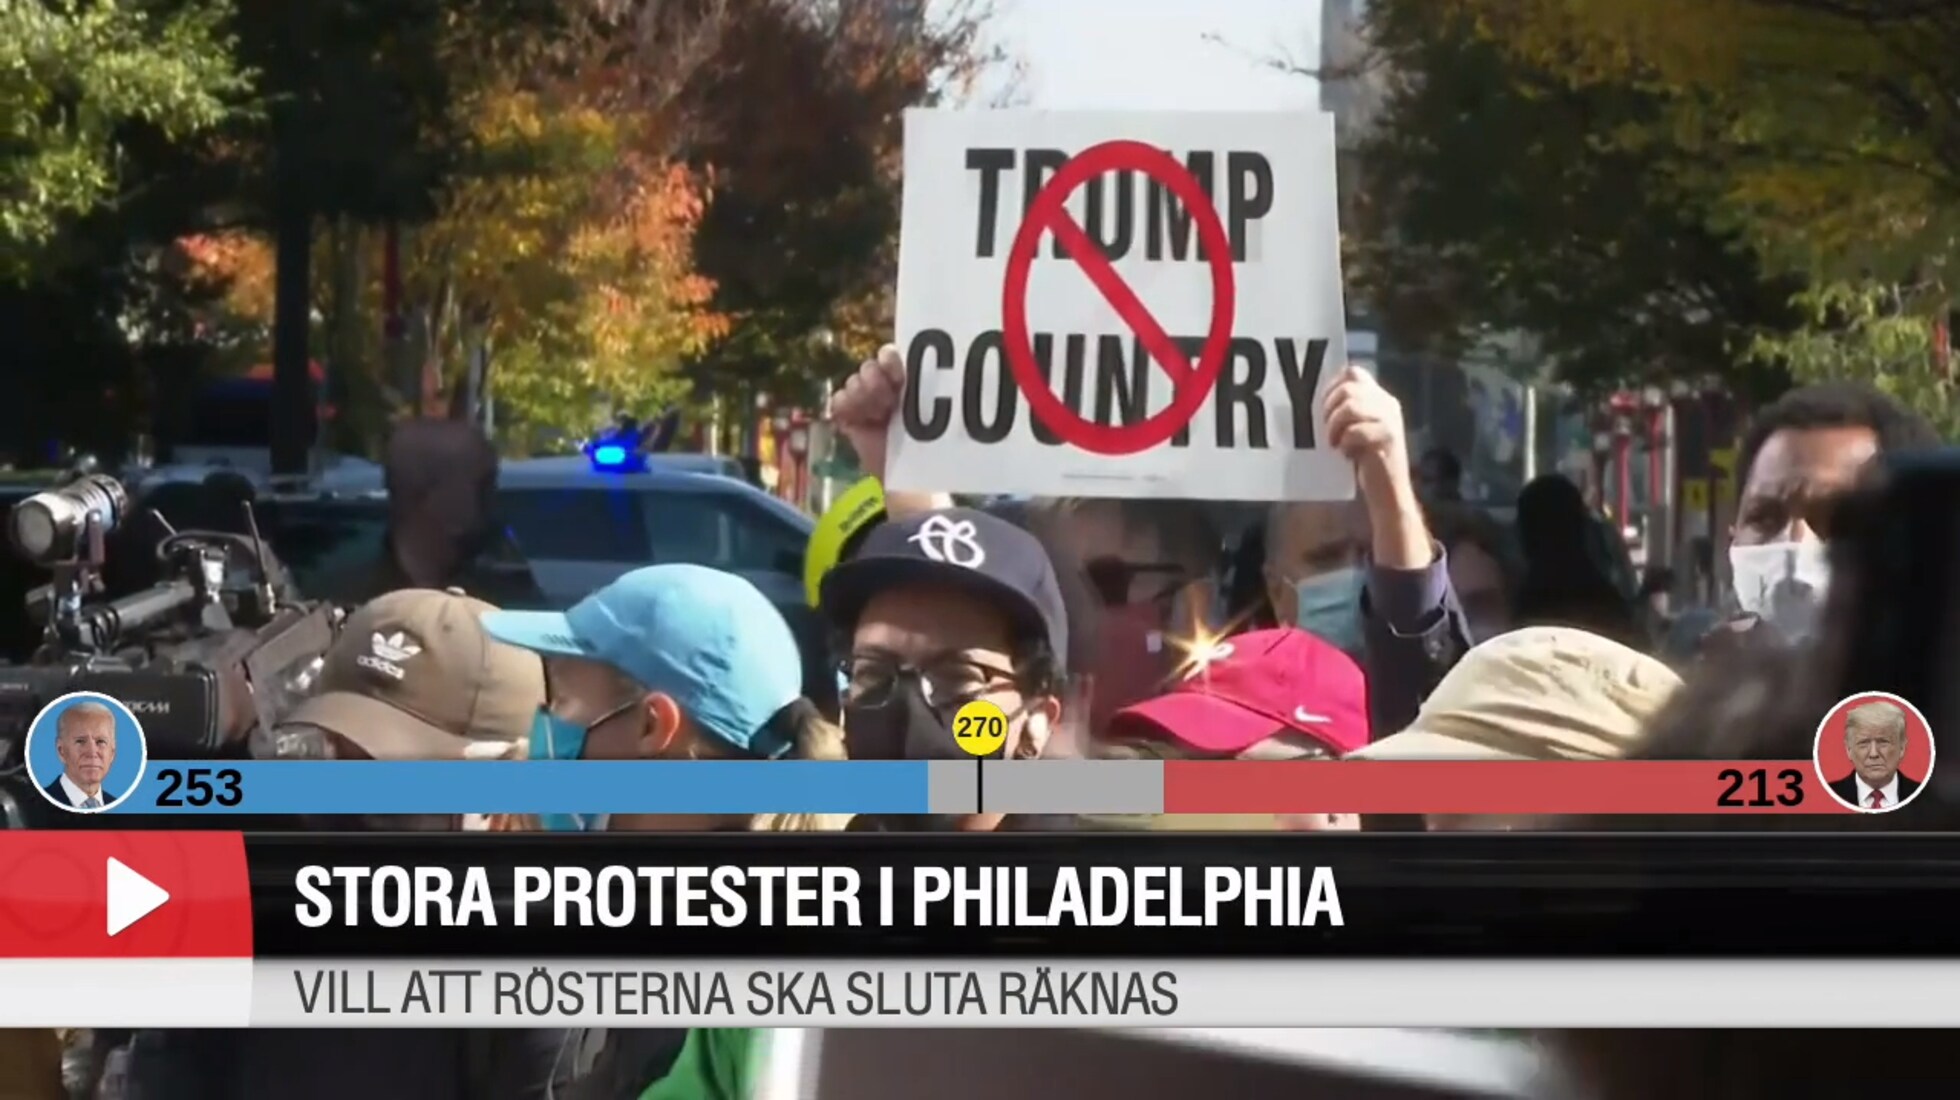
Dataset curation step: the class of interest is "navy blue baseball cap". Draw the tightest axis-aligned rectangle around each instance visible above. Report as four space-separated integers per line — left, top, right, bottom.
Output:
482 564 802 757
819 508 1069 665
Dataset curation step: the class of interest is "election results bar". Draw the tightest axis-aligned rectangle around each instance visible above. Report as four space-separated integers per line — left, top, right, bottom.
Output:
104 759 1854 816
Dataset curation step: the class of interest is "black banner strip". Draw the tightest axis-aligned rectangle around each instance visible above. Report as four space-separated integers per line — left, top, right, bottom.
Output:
246 833 1960 958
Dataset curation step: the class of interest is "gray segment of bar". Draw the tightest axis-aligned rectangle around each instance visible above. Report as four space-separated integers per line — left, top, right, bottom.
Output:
925 759 978 814
979 759 1165 815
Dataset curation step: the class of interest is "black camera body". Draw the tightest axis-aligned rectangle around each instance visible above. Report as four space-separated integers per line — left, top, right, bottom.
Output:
0 470 340 825
0 659 227 828
0 659 224 752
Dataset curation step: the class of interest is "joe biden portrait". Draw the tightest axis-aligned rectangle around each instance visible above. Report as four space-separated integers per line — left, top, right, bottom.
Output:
42 701 122 811
1829 700 1920 812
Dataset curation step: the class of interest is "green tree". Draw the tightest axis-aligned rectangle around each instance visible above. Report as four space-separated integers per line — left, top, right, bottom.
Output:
680 0 1000 410
1421 0 1960 432
1751 282 1960 438
1352 0 1798 396
1440 0 1960 288
0 0 248 279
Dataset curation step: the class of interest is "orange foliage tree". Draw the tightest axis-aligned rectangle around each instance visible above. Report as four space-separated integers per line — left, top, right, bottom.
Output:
381 49 725 447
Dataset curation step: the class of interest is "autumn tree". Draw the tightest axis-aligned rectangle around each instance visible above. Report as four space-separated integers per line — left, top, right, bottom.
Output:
400 82 728 450
346 0 743 451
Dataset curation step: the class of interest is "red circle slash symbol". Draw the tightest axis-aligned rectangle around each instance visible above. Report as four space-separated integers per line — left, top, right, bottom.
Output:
1001 140 1237 456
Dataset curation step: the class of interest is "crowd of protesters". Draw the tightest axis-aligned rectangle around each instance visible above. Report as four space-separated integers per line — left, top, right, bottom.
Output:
6 349 1952 1096
817 347 1944 785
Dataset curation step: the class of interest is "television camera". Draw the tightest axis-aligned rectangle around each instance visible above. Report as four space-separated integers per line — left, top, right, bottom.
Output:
0 468 340 826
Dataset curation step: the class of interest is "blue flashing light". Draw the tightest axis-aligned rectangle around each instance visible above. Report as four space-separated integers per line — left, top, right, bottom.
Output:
591 444 630 469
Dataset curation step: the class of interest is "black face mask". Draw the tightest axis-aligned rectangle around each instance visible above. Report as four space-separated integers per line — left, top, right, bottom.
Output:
843 674 995 761
850 813 971 833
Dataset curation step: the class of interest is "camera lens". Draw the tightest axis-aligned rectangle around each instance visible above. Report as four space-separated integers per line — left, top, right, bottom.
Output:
6 473 129 564
8 500 58 561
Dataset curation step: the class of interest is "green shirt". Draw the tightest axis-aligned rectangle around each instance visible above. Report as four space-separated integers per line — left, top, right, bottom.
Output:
640 1029 760 1100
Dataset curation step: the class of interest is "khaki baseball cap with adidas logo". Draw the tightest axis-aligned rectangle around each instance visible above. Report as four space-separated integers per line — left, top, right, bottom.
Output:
283 589 546 759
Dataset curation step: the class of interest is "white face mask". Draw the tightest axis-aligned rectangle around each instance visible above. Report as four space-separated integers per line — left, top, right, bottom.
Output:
1729 540 1831 640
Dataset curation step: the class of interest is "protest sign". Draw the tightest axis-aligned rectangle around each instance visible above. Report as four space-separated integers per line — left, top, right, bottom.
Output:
886 110 1352 501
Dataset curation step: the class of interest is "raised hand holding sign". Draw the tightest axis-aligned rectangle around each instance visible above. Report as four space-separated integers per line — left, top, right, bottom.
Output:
828 346 906 481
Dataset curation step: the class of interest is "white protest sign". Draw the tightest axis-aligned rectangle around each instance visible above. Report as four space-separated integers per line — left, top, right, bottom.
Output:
886 110 1353 501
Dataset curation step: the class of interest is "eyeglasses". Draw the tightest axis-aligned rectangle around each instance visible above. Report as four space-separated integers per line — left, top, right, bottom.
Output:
1084 557 1189 608
840 653 1019 709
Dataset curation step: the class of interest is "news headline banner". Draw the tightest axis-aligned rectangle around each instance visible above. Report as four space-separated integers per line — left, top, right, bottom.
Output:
238 833 1959 958
11 833 1960 1026
886 109 1353 500
109 759 1856 816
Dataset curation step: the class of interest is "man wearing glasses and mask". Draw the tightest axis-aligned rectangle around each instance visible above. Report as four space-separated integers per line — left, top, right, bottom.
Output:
818 507 1077 831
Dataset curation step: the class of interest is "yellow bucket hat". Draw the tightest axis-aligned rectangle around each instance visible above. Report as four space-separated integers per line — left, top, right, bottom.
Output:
804 476 887 607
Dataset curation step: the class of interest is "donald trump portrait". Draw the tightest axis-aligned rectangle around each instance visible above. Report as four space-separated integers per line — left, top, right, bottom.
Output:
1829 700 1922 812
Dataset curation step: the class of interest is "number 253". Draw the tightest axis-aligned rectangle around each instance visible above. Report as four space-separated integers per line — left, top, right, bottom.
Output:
153 767 244 808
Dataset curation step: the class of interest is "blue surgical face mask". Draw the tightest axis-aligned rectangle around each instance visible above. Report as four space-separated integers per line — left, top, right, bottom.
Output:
528 699 635 833
1294 566 1365 654
528 710 601 832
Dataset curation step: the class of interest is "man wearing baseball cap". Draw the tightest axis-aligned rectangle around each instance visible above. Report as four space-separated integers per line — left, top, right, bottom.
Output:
136 588 574 1098
259 588 546 833
480 563 830 832
819 506 1076 830
276 589 545 765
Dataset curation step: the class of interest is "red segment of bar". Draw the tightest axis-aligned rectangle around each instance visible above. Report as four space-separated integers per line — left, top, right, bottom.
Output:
0 832 253 957
1160 761 1857 816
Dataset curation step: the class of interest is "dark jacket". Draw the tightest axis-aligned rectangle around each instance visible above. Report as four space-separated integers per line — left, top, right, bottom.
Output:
42 778 120 808
1360 546 1474 737
315 421 546 610
559 1029 691 1100
1830 772 1921 807
121 1029 573 1100
1513 477 1642 649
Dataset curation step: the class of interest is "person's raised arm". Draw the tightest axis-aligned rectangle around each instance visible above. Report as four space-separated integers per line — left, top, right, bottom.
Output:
1323 365 1472 734
827 345 954 518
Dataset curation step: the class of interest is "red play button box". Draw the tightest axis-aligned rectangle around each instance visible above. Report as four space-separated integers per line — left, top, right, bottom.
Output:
0 832 252 957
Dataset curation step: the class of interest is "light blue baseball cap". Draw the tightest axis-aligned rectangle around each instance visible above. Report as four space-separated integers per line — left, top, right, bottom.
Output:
481 564 803 757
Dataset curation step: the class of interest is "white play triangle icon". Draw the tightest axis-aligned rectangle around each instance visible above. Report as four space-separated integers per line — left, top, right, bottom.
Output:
106 858 170 937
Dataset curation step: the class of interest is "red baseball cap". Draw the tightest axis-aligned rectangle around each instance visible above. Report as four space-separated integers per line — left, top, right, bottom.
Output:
1108 627 1369 756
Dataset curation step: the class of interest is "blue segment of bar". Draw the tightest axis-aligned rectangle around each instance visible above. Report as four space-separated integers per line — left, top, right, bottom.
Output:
107 761 929 815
